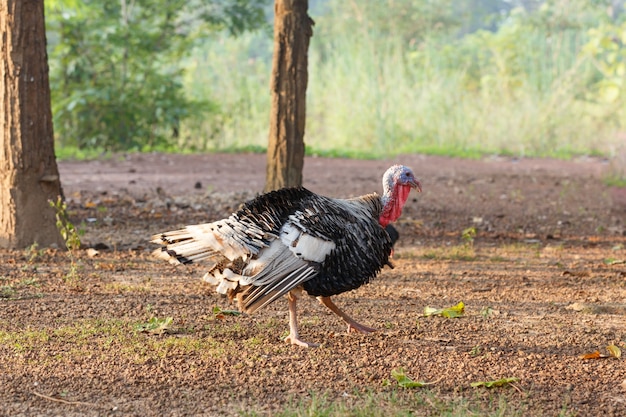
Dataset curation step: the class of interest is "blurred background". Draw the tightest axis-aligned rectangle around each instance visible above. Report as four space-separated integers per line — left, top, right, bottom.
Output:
45 0 626 176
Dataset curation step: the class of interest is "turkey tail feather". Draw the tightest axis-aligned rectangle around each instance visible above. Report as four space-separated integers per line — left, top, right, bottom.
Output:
151 229 217 265
151 229 191 245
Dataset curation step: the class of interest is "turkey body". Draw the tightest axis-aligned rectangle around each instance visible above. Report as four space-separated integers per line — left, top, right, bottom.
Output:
152 164 420 347
154 187 392 311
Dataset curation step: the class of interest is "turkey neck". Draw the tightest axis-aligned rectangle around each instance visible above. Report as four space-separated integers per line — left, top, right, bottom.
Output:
379 183 412 227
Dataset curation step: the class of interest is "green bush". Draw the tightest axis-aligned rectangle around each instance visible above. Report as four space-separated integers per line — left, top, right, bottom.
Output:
48 0 626 160
46 0 267 151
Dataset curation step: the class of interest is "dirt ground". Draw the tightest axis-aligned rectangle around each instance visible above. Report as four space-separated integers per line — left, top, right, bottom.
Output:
1 153 625 416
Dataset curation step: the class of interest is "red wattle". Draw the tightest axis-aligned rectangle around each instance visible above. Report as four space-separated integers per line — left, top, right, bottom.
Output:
379 184 412 226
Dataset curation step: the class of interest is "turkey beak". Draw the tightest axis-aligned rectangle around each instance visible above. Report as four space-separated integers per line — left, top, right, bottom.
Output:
410 179 422 193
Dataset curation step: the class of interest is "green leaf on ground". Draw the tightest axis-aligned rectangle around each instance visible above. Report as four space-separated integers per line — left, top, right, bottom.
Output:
135 317 173 335
607 344 622 358
212 305 242 320
391 368 433 388
471 377 519 388
424 301 465 318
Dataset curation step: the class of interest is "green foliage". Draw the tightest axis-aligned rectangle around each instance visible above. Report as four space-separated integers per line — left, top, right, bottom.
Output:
462 227 477 246
183 0 625 159
48 0 626 159
49 196 82 251
258 390 531 417
49 196 84 284
135 317 173 335
0 285 16 299
583 21 626 114
471 377 520 388
306 1 613 157
316 0 460 43
54 145 109 161
46 0 267 151
212 306 242 319
390 368 432 388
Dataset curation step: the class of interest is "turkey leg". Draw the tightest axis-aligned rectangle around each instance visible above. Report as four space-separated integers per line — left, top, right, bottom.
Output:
318 296 377 334
284 291 319 348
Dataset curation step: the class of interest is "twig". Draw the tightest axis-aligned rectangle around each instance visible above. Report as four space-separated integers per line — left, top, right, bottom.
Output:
509 382 524 395
32 391 96 407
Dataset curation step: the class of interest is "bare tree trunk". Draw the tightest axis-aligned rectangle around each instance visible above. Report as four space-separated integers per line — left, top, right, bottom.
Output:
0 0 64 248
264 0 314 192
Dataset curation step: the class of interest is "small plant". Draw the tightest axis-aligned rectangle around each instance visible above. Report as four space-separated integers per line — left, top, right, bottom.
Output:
471 377 520 388
470 345 482 356
0 285 16 299
461 227 477 247
24 242 43 264
49 196 84 284
212 305 242 320
390 368 435 388
480 306 495 318
135 317 174 335
49 196 82 251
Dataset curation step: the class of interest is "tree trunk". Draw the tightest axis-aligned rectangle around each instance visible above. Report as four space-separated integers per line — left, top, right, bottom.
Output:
0 0 64 249
264 0 314 192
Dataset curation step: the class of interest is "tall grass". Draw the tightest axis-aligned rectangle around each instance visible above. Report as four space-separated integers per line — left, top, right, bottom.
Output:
179 33 273 152
180 5 626 160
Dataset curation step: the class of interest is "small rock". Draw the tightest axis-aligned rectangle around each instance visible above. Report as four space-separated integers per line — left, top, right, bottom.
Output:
565 302 587 312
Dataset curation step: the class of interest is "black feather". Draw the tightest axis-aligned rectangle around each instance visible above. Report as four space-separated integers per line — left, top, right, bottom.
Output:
385 224 400 246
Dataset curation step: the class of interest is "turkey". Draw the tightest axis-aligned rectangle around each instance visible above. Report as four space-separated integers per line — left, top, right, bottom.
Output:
151 165 421 347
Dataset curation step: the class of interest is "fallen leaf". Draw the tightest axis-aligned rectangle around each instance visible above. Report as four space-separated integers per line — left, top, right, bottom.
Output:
391 368 433 388
580 345 621 360
212 306 242 320
424 301 465 318
135 317 173 335
607 344 622 359
580 350 603 359
471 377 519 388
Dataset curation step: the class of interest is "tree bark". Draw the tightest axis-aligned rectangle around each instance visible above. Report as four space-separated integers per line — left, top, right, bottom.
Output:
264 0 314 192
0 0 64 248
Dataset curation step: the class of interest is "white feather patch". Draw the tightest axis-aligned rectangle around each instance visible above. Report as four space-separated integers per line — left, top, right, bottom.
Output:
204 268 245 294
279 222 335 263
202 270 221 285
216 279 238 294
222 268 244 282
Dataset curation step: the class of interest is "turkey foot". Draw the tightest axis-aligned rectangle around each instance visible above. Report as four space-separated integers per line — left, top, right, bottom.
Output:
285 292 319 348
318 296 377 334
284 333 319 348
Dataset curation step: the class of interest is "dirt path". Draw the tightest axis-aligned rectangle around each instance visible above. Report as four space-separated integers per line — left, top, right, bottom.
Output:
1 153 625 416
